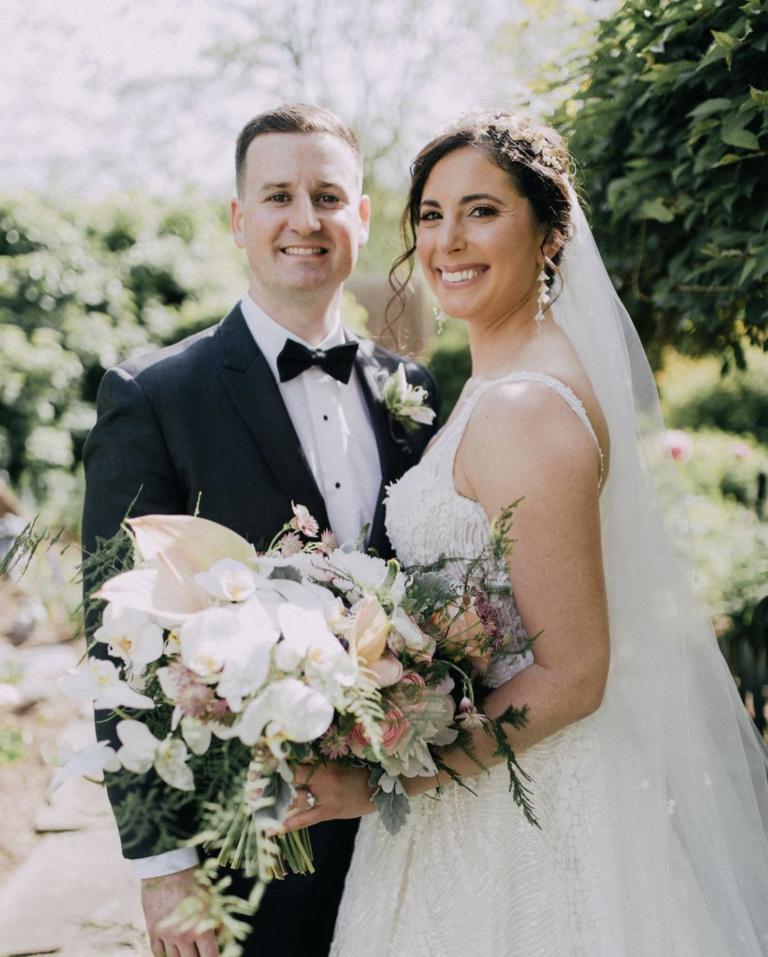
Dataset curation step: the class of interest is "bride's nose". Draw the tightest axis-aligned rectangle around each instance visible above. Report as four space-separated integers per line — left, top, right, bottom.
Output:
436 216 466 255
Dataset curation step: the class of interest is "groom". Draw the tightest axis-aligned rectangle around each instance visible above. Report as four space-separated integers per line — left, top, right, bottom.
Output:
81 103 439 957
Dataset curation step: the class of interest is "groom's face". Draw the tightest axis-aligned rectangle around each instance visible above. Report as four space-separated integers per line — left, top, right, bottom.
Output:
231 132 370 306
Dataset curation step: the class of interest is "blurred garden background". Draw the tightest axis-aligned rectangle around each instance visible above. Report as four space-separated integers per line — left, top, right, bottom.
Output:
0 0 766 896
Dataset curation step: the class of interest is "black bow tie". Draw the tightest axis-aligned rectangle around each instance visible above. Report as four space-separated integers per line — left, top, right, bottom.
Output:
276 338 359 384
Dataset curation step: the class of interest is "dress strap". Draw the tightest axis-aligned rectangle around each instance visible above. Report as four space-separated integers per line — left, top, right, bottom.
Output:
466 372 605 488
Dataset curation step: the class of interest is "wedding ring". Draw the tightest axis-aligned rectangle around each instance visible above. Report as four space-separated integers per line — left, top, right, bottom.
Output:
306 788 317 809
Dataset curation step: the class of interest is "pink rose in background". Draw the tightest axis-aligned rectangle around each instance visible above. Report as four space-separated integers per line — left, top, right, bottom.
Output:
662 429 693 464
728 441 752 460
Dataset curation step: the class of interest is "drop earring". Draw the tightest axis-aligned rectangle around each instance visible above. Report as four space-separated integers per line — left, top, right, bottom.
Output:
535 269 548 323
434 304 445 336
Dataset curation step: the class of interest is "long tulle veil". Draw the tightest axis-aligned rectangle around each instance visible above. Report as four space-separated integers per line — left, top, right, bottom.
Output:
551 189 768 954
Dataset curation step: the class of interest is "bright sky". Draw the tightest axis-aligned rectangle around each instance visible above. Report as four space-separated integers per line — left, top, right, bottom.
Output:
2 0 619 199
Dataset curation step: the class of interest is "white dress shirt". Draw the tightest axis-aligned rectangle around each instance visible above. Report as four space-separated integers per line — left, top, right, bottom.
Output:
130 294 383 879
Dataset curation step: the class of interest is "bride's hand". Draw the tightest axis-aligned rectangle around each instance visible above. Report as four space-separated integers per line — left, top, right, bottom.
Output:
443 604 490 674
281 764 377 834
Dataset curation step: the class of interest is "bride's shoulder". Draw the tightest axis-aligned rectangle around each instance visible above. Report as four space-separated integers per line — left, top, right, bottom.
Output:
462 369 608 482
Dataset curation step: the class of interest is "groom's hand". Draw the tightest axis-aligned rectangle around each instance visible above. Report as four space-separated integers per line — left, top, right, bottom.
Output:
281 764 376 833
141 867 220 957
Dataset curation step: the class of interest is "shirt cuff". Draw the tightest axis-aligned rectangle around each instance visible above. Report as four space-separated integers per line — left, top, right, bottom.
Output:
130 846 200 880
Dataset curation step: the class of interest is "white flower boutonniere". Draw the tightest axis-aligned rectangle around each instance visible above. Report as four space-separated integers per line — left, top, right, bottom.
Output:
382 363 436 433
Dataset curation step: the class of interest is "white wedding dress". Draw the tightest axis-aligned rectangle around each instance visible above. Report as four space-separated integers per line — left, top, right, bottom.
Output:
331 192 768 956
331 373 654 957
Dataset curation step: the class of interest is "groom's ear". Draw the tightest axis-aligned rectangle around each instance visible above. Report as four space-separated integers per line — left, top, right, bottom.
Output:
358 194 371 248
231 197 246 249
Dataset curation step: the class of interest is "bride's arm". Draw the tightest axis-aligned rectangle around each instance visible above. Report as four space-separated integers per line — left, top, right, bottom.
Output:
405 381 610 796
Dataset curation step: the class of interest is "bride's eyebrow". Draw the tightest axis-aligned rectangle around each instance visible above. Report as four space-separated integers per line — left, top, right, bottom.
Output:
459 192 503 205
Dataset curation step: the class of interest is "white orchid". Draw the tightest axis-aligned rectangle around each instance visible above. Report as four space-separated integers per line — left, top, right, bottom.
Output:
116 719 194 791
42 739 121 794
275 604 357 705
237 678 334 747
179 601 278 710
179 715 212 755
194 558 261 603
93 605 164 667
58 658 154 711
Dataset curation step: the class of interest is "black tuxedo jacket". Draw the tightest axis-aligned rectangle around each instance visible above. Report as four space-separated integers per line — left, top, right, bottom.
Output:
81 304 439 955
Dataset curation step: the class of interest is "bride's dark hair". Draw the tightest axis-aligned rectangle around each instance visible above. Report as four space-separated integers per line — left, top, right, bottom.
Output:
387 110 573 326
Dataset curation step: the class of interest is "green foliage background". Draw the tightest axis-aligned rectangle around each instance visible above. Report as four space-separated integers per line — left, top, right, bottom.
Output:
0 190 247 524
552 0 768 366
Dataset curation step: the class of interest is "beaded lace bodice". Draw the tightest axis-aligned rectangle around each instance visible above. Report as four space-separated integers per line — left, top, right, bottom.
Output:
384 372 603 688
385 371 603 571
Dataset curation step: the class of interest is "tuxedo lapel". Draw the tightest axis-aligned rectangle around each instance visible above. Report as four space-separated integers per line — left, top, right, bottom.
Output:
353 340 412 556
217 306 331 534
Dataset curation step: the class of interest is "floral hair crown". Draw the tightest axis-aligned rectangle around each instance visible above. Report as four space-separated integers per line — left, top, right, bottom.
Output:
442 109 569 175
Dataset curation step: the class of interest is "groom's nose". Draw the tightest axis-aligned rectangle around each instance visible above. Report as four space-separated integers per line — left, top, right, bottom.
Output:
288 194 322 235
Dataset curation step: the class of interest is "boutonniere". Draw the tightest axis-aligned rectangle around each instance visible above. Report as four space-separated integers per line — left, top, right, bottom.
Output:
382 363 436 433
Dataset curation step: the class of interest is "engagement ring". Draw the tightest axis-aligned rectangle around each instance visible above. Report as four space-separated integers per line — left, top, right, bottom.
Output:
306 788 317 809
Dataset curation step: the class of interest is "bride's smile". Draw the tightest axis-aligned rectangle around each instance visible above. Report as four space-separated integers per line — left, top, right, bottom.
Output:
415 147 548 328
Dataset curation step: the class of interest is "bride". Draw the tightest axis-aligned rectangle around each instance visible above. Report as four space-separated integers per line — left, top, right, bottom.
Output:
286 110 768 956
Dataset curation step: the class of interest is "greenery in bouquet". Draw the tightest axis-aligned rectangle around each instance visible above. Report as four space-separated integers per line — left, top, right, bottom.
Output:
16 501 535 952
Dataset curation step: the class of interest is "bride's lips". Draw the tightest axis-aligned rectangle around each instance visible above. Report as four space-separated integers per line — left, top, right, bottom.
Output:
437 265 488 287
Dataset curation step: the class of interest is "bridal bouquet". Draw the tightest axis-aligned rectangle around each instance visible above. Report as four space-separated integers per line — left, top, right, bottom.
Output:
47 502 534 944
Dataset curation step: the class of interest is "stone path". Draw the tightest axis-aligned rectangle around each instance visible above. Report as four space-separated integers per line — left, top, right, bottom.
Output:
0 693 147 956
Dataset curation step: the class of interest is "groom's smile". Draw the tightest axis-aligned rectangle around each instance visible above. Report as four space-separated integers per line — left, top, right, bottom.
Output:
231 131 370 319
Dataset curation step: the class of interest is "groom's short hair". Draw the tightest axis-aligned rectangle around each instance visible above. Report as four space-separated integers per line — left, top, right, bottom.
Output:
235 104 363 196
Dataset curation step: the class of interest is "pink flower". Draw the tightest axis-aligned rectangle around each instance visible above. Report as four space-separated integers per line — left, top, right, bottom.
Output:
454 696 490 731
318 725 351 760
662 430 693 464
728 441 752 460
280 532 303 557
290 502 319 538
320 530 339 553
369 655 404 688
349 722 372 759
381 708 408 754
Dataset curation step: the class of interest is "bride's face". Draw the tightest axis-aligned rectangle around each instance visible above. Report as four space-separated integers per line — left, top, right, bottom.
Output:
416 147 546 325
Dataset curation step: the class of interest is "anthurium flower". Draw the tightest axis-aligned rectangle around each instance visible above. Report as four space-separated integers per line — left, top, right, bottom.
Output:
94 567 210 628
237 678 334 747
42 739 121 793
58 658 154 711
116 719 195 791
94 605 164 666
348 595 391 665
127 514 257 579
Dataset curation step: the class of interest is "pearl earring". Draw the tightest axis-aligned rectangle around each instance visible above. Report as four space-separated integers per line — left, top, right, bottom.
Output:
535 269 548 323
434 305 445 336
